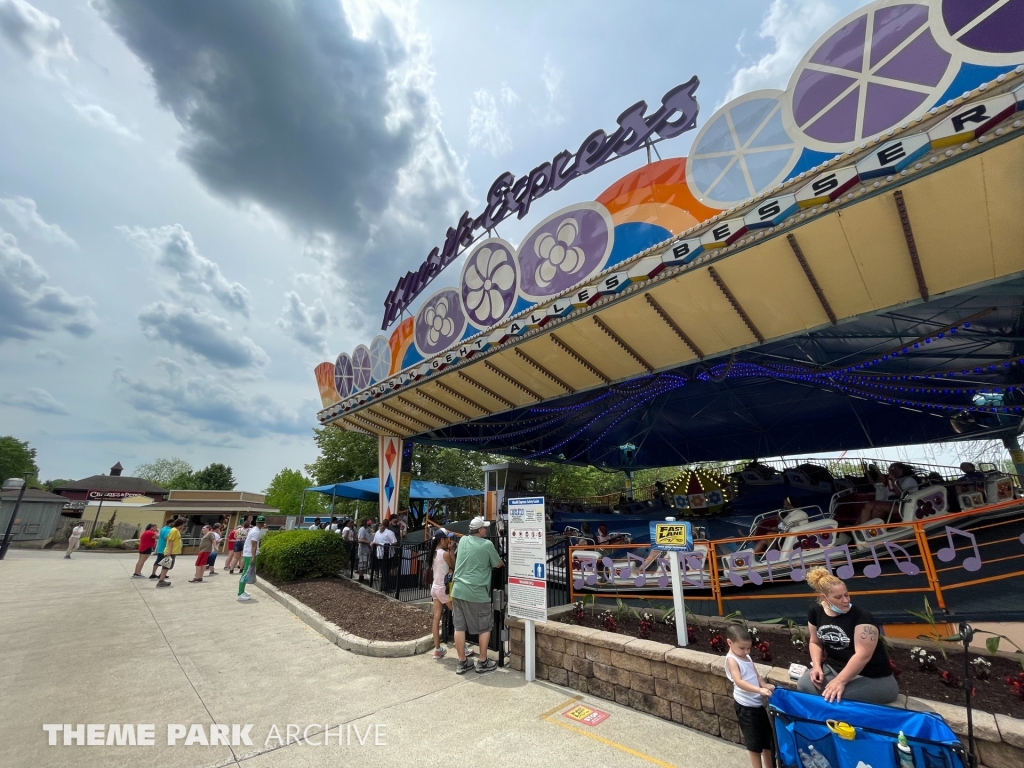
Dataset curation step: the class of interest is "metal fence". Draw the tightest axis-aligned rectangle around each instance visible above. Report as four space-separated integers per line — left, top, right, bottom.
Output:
365 542 433 602
566 498 1024 624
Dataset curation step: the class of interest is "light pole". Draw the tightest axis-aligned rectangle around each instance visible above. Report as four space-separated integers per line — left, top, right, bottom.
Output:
0 475 30 561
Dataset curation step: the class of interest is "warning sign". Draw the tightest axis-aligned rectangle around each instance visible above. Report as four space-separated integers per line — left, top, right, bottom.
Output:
507 497 547 622
563 704 610 727
649 521 693 552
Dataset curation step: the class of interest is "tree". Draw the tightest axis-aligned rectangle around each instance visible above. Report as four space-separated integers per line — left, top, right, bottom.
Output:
165 462 237 490
133 458 192 486
265 468 320 517
305 427 378 487
0 436 39 484
42 479 75 492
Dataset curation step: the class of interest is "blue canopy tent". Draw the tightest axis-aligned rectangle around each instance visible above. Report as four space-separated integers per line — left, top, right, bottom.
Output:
299 479 482 524
306 479 482 500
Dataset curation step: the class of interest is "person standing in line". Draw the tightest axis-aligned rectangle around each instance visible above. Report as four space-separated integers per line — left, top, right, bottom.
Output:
150 519 172 578
132 524 158 577
308 517 321 531
451 517 503 675
190 525 214 583
372 520 397 587
429 531 456 659
356 518 373 582
64 522 86 559
156 518 185 588
341 519 356 575
227 520 249 574
725 624 775 768
237 516 266 602
205 523 222 576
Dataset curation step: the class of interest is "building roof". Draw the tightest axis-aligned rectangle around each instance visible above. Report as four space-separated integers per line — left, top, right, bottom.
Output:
54 475 167 494
0 487 66 502
144 499 278 512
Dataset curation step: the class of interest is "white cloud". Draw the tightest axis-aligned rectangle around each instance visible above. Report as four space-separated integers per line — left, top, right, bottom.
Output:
67 99 140 140
721 0 844 105
0 387 70 415
468 89 513 157
114 359 311 440
35 348 68 365
119 224 252 316
0 0 76 76
137 302 268 370
0 227 97 342
277 291 330 355
540 56 565 126
0 196 76 247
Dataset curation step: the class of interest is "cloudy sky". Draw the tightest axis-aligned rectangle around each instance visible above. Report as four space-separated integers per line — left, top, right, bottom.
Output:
0 0 867 489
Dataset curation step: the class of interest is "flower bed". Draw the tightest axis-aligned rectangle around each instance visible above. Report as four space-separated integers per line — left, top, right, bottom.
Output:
562 608 1024 718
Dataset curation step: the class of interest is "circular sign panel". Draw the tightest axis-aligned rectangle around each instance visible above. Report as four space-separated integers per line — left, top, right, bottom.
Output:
935 0 1024 66
414 288 467 357
369 335 391 383
685 89 801 209
516 202 614 300
786 1 959 152
334 353 354 397
459 238 518 329
351 344 372 391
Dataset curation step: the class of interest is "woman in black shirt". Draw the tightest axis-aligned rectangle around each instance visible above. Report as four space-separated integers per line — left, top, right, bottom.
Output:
796 567 899 704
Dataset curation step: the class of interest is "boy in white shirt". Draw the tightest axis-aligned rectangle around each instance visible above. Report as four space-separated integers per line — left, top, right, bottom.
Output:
65 523 86 558
237 516 266 602
725 625 775 768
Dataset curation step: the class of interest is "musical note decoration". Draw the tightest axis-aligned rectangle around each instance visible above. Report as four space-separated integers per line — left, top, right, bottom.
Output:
573 556 599 589
682 552 706 588
822 545 855 580
727 551 764 587
936 526 983 572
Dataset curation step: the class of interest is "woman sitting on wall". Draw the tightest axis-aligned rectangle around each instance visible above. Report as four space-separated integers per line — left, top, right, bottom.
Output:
796 567 899 704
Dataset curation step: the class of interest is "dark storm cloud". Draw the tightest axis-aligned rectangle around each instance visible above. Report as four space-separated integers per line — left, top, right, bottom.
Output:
96 0 470 326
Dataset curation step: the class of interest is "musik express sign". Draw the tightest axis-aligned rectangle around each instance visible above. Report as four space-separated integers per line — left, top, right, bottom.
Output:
380 77 702 330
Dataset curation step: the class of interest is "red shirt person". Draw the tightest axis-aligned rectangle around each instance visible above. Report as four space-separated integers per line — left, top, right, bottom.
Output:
133 524 159 578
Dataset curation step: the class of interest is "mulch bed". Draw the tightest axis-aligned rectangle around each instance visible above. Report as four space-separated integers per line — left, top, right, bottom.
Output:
268 576 433 642
561 612 1024 718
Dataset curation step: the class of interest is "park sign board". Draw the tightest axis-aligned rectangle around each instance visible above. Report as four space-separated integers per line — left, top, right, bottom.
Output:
380 77 701 330
649 520 693 552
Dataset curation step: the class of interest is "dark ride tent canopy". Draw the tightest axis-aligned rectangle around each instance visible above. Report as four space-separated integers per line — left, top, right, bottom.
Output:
306 479 483 501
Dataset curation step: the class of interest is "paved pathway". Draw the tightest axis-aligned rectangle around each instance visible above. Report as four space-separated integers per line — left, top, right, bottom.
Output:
0 550 747 767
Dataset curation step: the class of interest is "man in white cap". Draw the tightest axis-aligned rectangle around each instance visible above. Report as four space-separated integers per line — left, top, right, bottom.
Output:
451 516 503 674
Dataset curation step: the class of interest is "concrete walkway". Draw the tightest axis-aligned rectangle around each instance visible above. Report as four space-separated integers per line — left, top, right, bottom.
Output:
0 550 747 768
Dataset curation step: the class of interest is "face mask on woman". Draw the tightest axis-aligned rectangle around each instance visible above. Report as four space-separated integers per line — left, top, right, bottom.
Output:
828 599 852 614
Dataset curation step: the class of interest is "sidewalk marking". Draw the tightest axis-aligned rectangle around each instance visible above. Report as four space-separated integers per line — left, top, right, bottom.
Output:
539 695 582 719
541 714 677 768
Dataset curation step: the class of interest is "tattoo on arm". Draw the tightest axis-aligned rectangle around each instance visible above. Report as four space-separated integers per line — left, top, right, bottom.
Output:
859 625 878 642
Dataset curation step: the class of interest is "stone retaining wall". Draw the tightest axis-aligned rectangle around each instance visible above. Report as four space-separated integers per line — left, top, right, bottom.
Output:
506 618 1024 768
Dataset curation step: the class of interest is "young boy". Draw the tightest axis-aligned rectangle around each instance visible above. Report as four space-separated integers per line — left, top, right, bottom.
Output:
724 624 776 768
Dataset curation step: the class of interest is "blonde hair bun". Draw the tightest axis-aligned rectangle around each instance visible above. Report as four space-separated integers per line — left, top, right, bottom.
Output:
806 566 842 594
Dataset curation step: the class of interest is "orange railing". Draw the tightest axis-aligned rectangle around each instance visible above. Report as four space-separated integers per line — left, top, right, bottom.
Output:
567 498 1024 616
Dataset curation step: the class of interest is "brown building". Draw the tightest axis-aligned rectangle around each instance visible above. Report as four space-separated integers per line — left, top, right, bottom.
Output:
144 490 281 540
52 462 170 505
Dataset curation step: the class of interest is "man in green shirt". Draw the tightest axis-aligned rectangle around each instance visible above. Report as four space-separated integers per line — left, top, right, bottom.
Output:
451 516 503 675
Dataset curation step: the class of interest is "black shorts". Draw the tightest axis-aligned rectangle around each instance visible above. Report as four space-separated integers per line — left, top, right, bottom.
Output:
140 547 154 555
233 541 244 552
735 702 773 753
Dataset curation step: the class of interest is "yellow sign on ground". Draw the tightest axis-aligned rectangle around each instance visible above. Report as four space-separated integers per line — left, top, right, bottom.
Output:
564 705 610 727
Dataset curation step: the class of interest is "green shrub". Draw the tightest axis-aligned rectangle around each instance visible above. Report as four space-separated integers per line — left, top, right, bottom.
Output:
256 530 347 581
81 537 123 549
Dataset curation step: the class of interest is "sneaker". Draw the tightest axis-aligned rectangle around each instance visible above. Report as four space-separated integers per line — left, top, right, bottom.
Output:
433 647 447 660
64 555 70 559
148 574 158 579
465 649 476 659
156 581 172 588
455 659 475 675
237 593 251 601
188 579 203 583
131 574 143 578
475 659 498 675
